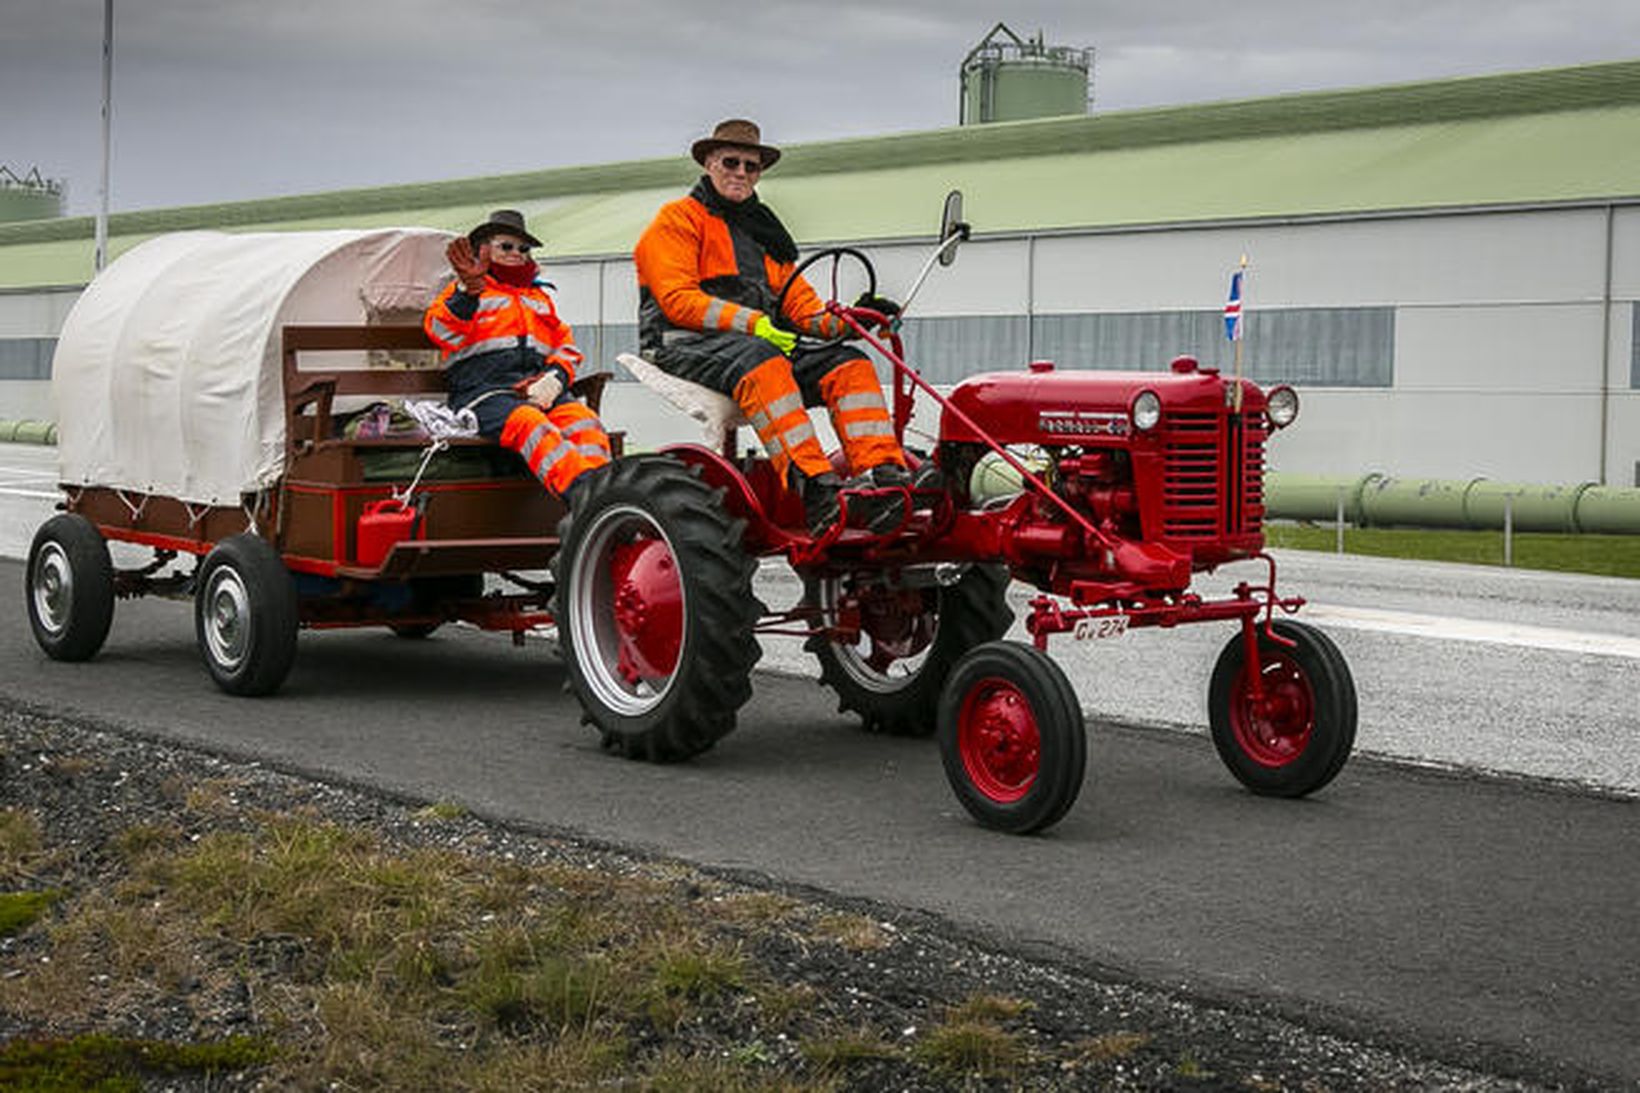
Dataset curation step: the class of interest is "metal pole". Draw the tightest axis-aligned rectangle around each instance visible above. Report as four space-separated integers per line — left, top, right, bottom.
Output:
1503 494 1514 567
94 0 113 272
1335 486 1346 555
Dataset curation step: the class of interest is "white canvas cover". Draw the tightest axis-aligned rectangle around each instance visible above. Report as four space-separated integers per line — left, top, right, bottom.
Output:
52 228 455 505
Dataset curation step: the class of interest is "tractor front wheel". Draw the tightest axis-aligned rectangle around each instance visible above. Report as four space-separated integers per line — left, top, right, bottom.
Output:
553 457 762 761
1208 619 1357 796
937 640 1086 834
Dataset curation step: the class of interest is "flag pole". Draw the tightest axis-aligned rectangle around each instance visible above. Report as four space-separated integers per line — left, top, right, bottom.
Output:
1231 253 1248 412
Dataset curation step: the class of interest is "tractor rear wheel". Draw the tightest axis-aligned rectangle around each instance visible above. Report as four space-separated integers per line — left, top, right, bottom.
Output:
1208 619 1357 796
809 563 1012 736
937 640 1086 834
26 514 115 662
554 457 762 761
194 533 299 696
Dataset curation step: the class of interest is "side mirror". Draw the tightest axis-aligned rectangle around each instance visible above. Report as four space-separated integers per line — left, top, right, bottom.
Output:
938 190 969 267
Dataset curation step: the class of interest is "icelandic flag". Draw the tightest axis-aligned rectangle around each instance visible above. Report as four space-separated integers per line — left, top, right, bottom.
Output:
1224 270 1244 342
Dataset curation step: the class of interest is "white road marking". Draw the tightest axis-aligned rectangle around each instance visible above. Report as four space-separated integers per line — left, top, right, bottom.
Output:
1301 603 1640 661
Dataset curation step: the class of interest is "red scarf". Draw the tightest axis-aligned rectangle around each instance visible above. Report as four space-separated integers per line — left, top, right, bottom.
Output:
489 260 539 288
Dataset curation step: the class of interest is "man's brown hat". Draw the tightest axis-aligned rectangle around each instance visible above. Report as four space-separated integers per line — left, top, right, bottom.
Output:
691 118 781 168
468 208 542 248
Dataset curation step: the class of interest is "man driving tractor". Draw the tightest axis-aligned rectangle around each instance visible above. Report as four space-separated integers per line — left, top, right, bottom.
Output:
633 118 939 536
424 209 612 500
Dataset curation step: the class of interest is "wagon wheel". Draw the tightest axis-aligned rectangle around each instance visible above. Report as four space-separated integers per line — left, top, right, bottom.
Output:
194 533 299 697
807 563 1012 736
937 640 1087 835
1208 619 1357 796
26 514 115 662
553 457 762 761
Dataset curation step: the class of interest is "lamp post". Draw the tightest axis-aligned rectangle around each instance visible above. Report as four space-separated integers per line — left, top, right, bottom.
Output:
93 0 113 272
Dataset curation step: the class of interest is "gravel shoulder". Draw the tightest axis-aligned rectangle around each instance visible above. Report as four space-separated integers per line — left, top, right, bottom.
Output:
0 698 1572 1091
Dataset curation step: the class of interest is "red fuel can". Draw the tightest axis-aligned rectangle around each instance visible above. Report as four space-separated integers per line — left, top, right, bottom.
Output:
356 498 419 566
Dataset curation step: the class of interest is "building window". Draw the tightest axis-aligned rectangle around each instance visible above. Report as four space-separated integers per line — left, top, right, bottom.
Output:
1030 308 1394 387
0 338 55 380
1631 303 1639 390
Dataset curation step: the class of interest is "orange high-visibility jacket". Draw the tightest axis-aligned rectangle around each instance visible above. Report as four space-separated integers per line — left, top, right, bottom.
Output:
423 277 584 382
633 191 842 353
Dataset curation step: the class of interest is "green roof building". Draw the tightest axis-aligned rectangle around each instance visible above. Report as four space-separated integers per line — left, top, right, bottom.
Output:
3 58 1639 484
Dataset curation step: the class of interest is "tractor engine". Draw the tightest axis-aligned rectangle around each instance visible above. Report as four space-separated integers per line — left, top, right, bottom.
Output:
934 356 1298 596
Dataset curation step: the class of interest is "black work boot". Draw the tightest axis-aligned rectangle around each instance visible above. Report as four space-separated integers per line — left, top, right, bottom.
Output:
842 473 907 535
795 469 843 536
871 460 945 494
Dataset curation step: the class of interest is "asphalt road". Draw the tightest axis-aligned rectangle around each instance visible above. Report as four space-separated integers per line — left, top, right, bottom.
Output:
2 557 1637 1088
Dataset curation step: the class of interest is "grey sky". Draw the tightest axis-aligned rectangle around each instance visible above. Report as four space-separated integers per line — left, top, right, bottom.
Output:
4 0 1638 216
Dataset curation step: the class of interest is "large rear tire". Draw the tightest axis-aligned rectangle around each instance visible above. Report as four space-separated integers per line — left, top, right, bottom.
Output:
809 564 1012 736
26 514 115 662
937 640 1086 834
194 534 299 697
554 457 762 761
1208 619 1357 797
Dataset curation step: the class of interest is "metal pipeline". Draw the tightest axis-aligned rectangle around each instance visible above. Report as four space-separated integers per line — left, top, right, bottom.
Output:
1267 473 1640 534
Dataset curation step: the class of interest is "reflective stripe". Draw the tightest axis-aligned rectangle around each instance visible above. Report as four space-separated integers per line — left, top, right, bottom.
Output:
734 308 759 334
836 392 887 413
766 392 803 420
519 296 556 316
576 443 610 459
560 417 600 436
445 335 524 365
843 418 893 439
524 335 579 363
781 419 817 447
476 295 512 314
428 317 460 345
749 410 772 433
703 298 726 330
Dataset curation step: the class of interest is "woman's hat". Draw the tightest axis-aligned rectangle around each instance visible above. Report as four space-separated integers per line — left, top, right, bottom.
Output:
468 209 541 248
691 118 781 168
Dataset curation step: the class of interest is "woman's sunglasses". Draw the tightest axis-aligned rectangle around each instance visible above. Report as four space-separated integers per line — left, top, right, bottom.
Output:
489 241 532 255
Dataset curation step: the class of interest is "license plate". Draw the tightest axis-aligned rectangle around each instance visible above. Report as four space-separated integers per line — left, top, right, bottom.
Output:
1072 614 1129 641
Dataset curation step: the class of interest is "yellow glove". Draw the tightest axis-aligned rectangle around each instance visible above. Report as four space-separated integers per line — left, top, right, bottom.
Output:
752 315 797 355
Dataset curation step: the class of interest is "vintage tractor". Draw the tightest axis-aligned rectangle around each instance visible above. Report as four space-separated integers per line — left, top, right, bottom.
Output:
556 193 1357 834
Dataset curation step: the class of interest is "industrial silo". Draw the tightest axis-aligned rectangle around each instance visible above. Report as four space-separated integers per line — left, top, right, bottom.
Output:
0 166 64 223
959 23 1093 125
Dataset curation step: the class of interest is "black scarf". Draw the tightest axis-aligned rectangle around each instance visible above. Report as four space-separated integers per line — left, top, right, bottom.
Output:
691 176 797 264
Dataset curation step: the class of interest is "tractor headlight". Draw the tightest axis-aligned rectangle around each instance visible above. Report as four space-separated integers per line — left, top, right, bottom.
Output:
1131 390 1162 432
1266 385 1299 429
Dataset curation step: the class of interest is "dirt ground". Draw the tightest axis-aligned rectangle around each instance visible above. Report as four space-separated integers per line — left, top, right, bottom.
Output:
0 698 1564 1091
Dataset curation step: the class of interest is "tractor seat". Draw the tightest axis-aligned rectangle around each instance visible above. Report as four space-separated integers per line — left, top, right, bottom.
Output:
616 352 745 453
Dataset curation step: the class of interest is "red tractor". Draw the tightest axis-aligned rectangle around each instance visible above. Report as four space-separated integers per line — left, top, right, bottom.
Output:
555 194 1357 834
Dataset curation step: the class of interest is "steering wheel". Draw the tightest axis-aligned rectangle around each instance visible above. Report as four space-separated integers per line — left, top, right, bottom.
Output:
775 246 878 352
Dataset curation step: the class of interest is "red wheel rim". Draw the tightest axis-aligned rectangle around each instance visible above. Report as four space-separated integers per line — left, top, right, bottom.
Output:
956 676 1040 803
1230 649 1315 768
608 536 683 684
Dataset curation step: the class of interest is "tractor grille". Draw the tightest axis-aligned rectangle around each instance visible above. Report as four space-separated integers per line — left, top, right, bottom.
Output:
1160 411 1266 540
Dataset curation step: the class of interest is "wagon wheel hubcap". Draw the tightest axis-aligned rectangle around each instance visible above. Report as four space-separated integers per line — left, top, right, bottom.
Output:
957 676 1040 803
202 569 252 670
1231 651 1315 767
32 543 73 634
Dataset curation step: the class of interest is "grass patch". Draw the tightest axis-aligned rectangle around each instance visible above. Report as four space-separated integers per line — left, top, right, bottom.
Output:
0 1032 274 1091
912 1020 1027 1078
0 890 60 937
1265 523 1640 579
0 808 41 867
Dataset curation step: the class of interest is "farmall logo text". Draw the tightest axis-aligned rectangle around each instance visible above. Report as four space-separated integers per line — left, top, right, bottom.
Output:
1037 410 1130 437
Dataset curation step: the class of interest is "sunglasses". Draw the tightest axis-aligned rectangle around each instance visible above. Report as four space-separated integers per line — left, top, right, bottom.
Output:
489 240 532 255
717 155 763 174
